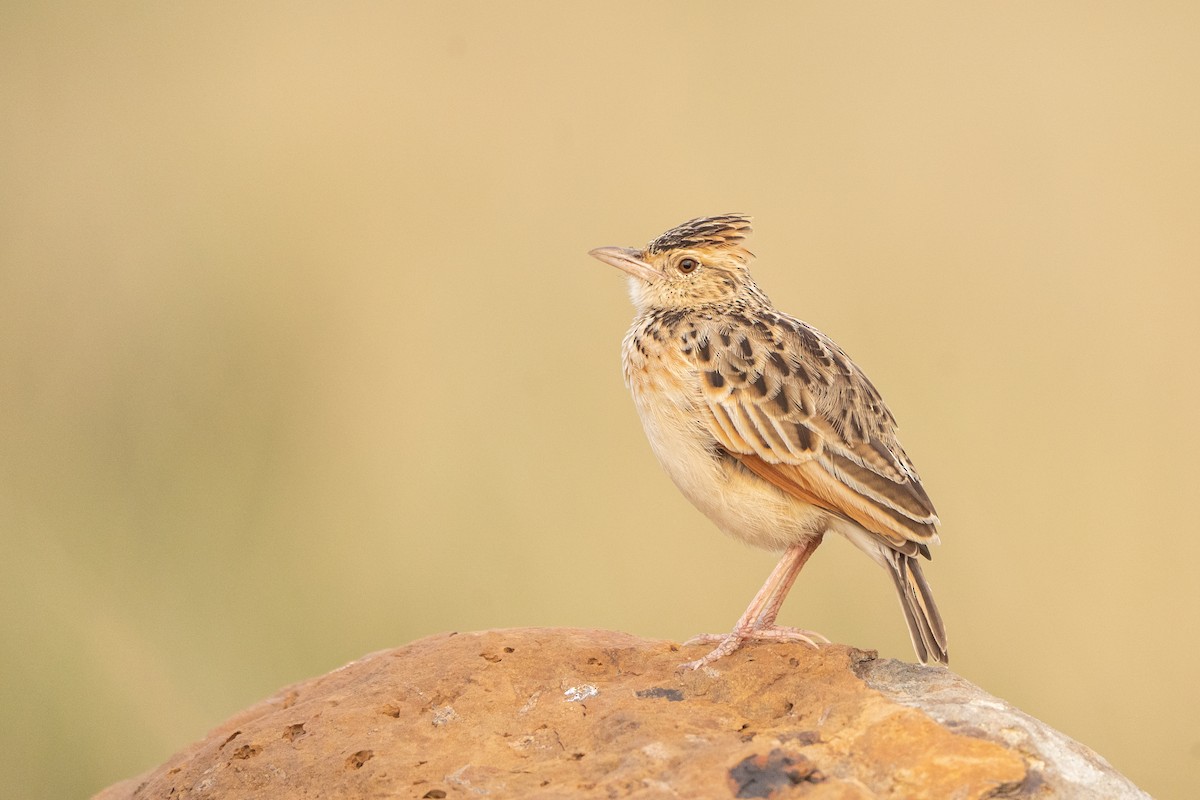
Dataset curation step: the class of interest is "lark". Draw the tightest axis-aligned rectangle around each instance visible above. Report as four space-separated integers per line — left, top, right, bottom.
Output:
589 214 947 670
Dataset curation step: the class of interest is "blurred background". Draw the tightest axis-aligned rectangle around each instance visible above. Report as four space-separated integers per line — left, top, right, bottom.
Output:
2 3 1197 797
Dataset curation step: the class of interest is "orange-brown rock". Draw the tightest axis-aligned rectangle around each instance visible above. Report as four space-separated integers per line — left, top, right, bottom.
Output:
96 628 1148 799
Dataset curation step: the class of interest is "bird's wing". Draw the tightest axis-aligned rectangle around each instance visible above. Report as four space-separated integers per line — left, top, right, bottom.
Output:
694 312 939 553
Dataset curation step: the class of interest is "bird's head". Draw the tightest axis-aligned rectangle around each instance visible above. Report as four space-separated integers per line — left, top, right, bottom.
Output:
589 214 760 312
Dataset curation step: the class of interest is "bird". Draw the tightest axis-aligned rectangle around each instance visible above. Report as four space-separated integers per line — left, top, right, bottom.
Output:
588 214 947 670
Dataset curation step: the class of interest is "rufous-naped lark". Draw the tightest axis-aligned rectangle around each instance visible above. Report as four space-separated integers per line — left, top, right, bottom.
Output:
590 214 947 670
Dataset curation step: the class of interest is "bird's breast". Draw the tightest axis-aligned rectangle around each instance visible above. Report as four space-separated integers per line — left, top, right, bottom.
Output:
620 316 828 550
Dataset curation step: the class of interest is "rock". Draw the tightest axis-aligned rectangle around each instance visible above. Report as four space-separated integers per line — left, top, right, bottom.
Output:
95 628 1148 799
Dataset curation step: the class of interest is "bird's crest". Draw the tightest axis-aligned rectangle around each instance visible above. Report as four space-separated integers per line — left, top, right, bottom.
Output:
645 214 753 257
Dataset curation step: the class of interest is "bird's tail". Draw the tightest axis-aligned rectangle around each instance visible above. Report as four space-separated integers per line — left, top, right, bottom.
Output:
837 524 949 664
886 552 948 665
883 554 945 666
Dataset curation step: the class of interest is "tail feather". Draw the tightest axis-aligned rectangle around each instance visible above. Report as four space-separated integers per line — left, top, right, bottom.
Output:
887 553 948 664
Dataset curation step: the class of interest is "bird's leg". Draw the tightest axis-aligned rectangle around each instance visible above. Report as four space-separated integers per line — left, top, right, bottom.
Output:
681 534 827 670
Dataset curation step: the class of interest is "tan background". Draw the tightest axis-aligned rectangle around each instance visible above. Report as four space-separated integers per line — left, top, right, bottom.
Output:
3 3 1197 798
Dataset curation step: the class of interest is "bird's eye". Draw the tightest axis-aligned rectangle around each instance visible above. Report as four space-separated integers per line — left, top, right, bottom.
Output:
677 257 699 274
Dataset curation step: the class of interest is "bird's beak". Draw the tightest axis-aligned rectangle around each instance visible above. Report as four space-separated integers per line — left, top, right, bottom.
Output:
588 246 659 283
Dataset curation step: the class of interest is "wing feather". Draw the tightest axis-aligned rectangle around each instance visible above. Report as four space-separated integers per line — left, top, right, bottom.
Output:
696 316 939 549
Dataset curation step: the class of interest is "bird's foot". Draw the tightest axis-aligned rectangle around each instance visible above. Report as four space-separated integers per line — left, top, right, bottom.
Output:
679 626 830 671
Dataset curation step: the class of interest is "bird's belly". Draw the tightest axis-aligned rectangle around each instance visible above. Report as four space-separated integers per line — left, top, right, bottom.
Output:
631 386 828 552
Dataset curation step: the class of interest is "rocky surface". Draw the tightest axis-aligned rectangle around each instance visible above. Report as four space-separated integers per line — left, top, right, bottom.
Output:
96 628 1148 799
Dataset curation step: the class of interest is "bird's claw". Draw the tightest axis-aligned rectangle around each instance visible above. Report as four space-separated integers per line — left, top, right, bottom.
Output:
678 625 830 671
